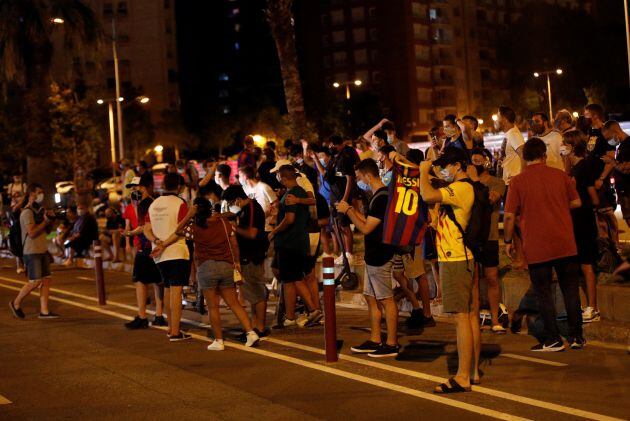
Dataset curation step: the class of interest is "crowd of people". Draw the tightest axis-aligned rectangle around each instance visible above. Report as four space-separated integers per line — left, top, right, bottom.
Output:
5 102 630 394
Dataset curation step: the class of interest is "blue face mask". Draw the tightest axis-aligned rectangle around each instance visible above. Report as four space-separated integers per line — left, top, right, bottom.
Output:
382 171 393 186
357 180 370 192
608 138 618 146
319 158 327 167
440 168 454 182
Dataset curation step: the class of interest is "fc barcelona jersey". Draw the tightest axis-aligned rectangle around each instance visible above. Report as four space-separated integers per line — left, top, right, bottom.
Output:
382 159 427 247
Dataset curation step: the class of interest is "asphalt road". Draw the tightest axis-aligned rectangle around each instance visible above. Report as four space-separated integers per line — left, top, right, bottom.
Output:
0 261 628 421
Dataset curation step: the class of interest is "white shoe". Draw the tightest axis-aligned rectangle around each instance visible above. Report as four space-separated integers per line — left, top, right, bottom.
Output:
283 318 297 327
245 331 260 347
16 267 24 274
334 252 354 267
582 307 600 323
207 339 225 351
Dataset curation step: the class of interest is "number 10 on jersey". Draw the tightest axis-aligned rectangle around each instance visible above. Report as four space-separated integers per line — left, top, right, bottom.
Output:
394 187 418 216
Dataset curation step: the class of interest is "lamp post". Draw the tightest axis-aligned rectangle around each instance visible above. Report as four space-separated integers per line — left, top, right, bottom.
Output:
533 68 563 120
111 13 124 160
333 79 363 100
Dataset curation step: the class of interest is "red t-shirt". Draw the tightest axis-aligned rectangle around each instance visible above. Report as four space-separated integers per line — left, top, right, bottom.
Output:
504 163 579 264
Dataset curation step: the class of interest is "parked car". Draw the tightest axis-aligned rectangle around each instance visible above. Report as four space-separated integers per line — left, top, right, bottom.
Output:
55 181 75 206
95 176 122 203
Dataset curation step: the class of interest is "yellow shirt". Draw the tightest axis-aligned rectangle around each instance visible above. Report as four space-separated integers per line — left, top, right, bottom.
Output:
436 181 474 262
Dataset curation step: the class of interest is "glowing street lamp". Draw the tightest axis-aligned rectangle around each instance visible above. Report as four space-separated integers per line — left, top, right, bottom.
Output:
51 17 65 24
491 114 498 122
333 79 363 100
154 145 164 163
533 68 563 120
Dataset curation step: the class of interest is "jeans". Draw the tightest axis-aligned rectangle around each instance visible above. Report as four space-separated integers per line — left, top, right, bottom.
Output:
528 256 583 342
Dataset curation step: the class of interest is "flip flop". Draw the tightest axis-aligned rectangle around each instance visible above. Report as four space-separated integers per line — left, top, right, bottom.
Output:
434 377 472 394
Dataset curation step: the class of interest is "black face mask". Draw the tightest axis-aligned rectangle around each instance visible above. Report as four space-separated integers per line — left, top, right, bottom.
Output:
131 191 142 202
474 164 485 175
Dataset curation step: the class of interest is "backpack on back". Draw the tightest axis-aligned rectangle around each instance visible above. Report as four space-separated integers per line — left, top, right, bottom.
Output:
443 178 492 261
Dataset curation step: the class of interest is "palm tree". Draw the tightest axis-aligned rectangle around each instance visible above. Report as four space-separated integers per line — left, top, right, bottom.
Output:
0 0 101 197
266 0 309 139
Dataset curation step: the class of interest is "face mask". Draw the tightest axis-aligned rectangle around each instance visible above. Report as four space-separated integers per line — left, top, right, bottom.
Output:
357 179 370 192
229 205 241 214
35 193 44 204
276 173 282 184
177 168 184 174
440 168 454 182
319 158 327 167
444 127 458 138
474 164 485 175
239 177 247 186
131 191 142 201
387 134 394 144
559 145 571 156
608 137 618 146
295 158 303 166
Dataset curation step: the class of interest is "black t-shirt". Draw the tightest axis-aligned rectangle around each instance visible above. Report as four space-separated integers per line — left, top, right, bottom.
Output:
106 214 125 230
236 200 268 264
139 171 154 189
315 191 330 220
258 161 282 190
587 128 614 158
364 187 396 266
296 162 319 191
615 136 630 193
571 159 597 208
327 146 359 202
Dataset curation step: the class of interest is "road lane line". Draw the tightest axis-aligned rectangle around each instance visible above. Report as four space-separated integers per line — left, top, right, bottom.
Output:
77 276 94 281
500 353 567 367
0 278 622 421
0 394 11 404
0 282 528 421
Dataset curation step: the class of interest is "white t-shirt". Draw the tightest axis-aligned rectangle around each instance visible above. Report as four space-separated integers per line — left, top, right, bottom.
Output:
502 126 525 184
243 181 277 231
540 130 564 171
147 194 189 263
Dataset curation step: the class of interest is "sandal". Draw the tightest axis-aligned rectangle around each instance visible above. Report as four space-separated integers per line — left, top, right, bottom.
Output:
434 377 472 394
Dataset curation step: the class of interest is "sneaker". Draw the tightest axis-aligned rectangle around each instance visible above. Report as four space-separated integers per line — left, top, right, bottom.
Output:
255 327 271 340
9 301 25 319
151 315 168 327
422 316 436 327
207 339 225 351
491 325 507 334
531 340 565 352
582 307 600 323
334 252 354 266
305 309 323 326
245 331 260 347
296 313 309 327
16 267 25 275
368 343 400 358
569 337 586 349
405 309 424 328
169 332 192 342
38 312 60 319
350 340 381 354
125 316 149 330
283 318 297 327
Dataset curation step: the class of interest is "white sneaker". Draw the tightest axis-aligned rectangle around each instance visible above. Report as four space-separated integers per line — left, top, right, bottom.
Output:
283 318 297 327
334 254 344 266
582 307 600 323
207 339 225 351
296 313 309 327
334 252 354 267
245 331 260 347
16 267 25 275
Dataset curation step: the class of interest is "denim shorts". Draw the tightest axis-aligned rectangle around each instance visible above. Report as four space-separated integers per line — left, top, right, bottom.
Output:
23 253 51 282
240 262 267 304
197 259 234 290
364 259 394 300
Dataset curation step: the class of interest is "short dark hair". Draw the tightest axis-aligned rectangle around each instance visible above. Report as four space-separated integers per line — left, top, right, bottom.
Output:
198 180 222 198
381 121 395 132
462 115 478 129
317 145 332 157
27 183 43 195
523 138 547 162
163 172 181 191
563 130 588 158
533 112 550 122
443 114 457 125
603 120 621 130
378 144 395 156
266 140 276 150
373 129 387 141
406 149 424 165
329 135 343 146
278 165 297 179
355 158 379 177
216 163 231 179
289 144 303 158
238 165 256 180
585 103 605 120
499 106 516 123
222 185 247 202
471 147 486 157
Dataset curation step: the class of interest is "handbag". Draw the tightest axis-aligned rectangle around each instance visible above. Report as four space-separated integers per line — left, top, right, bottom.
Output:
219 217 243 284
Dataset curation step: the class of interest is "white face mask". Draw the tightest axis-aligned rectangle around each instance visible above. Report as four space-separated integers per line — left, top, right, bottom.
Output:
229 205 241 214
239 177 247 186
35 193 44 204
559 145 571 156
440 167 454 182
387 134 394 144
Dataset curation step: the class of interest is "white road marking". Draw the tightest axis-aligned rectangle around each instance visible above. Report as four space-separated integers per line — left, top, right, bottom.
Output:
0 282 527 421
77 276 94 281
500 353 567 367
0 277 624 421
0 394 11 404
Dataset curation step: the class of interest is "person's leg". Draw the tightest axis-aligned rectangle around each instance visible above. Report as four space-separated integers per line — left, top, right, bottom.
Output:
320 227 333 255
581 263 598 310
484 266 501 326
430 260 442 300
283 282 297 320
39 277 53 314
203 288 222 340
99 234 112 260
253 300 267 331
393 270 421 309
341 225 353 255
304 270 321 310
555 258 583 340
14 281 41 308
169 285 183 335
365 295 382 343
153 284 164 317
528 262 559 342
163 286 171 329
380 297 399 346
454 312 473 388
111 231 122 261
294 280 317 312
470 268 481 382
221 287 254 332
135 282 148 318
416 275 433 317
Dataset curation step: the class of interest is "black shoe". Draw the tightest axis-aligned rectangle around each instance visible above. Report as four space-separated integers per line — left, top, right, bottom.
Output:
368 343 400 358
255 327 271 340
236 331 248 343
531 340 564 352
510 314 523 334
125 316 149 330
422 316 436 327
569 337 586 349
151 315 167 327
38 312 60 319
169 331 192 342
405 309 424 328
351 340 381 354
9 301 25 319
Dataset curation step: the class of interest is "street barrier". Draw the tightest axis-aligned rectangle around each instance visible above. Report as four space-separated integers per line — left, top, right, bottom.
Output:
93 240 107 305
322 256 338 362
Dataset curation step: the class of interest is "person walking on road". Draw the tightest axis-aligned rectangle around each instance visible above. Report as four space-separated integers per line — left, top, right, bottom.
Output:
9 184 58 319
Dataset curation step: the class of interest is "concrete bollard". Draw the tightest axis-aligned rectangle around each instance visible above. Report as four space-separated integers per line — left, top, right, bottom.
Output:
93 240 106 305
322 256 338 363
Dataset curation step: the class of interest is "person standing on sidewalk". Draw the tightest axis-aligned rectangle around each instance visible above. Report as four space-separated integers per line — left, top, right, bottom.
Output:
504 138 585 352
144 173 192 342
122 177 166 329
9 184 58 319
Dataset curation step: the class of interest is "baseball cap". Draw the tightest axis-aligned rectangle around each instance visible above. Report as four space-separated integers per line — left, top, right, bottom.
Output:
269 159 298 173
125 176 152 188
433 147 470 168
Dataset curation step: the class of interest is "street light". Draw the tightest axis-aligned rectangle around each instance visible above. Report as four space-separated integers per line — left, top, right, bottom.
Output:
478 119 484 125
533 68 563 121
333 79 363 100
491 114 498 121
51 17 65 24
572 111 579 118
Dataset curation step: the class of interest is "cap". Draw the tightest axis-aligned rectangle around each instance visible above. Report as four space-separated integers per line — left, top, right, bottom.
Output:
433 146 470 168
125 176 152 188
269 159 297 173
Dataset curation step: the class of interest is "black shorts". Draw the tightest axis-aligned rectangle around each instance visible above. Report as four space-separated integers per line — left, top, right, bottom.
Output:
423 227 438 261
157 259 191 287
477 240 499 268
133 252 163 285
273 249 307 283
